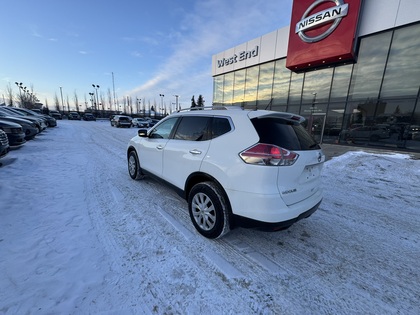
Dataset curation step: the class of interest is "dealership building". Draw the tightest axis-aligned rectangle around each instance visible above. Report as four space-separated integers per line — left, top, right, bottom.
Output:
212 0 420 152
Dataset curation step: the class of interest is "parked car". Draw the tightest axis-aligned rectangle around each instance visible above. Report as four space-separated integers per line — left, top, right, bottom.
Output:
0 112 38 140
10 107 57 127
127 107 325 239
0 119 26 146
148 119 160 127
131 118 149 128
346 125 391 142
111 115 132 128
49 110 62 120
0 129 9 159
83 113 96 121
0 107 47 132
68 112 81 120
403 125 420 141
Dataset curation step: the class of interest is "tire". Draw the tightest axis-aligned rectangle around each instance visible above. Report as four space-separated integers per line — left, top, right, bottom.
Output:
188 182 230 239
128 150 145 180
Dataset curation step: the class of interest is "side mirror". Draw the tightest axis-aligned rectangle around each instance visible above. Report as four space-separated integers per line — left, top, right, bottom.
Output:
138 129 148 137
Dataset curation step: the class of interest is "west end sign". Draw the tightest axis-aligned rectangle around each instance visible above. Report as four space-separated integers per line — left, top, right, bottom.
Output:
286 0 362 72
217 46 259 68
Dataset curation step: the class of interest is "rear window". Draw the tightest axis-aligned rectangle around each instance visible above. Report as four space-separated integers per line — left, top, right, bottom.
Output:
251 117 320 150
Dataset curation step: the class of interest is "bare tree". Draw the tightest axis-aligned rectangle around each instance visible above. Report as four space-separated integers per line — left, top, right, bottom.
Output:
84 94 89 112
44 99 49 113
73 90 79 113
54 93 61 111
107 88 113 112
66 95 70 112
100 94 105 111
5 83 14 106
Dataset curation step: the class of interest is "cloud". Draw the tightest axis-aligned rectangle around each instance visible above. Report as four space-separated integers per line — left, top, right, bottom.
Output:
31 28 43 38
127 0 292 104
131 51 142 58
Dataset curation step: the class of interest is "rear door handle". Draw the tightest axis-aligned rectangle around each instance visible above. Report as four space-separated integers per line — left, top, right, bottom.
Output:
189 149 202 155
156 145 164 150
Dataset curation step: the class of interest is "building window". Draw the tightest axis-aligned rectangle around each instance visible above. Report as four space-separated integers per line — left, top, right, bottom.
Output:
348 31 393 101
243 66 259 108
380 23 420 99
256 62 275 109
330 64 353 102
223 72 234 106
302 68 334 104
288 72 304 105
213 76 224 106
272 59 291 107
232 69 246 107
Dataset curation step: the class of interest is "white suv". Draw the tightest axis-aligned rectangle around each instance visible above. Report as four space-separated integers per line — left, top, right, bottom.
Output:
127 107 325 239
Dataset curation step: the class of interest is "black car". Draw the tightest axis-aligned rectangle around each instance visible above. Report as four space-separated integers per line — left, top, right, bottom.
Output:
0 107 47 132
83 113 96 121
68 112 81 120
0 129 9 159
49 110 62 120
11 107 57 127
0 119 26 146
0 112 38 140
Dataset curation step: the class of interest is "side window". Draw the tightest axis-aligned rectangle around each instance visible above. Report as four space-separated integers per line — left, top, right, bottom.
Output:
149 117 178 139
174 116 211 141
211 117 232 139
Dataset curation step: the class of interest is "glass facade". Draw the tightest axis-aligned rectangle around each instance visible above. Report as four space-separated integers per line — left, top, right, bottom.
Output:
213 23 420 152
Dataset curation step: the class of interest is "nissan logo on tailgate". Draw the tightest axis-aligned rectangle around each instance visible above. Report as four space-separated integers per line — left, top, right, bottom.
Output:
296 0 349 43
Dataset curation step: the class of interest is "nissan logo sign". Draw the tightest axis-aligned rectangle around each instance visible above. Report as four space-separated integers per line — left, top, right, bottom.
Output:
295 0 349 43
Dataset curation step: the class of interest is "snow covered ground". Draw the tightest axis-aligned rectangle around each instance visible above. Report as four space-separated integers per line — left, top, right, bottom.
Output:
0 120 419 314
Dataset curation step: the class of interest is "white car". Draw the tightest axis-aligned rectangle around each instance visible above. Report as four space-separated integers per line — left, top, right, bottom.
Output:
110 115 132 128
131 117 150 128
127 107 325 239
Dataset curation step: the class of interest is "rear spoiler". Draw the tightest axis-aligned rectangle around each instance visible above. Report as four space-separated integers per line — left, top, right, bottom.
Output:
254 112 305 124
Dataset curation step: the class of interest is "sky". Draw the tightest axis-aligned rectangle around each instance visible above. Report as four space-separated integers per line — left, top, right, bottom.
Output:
0 0 293 112
1 120 419 314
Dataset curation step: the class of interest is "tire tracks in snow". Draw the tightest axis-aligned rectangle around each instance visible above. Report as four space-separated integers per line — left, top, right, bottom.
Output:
77 122 310 312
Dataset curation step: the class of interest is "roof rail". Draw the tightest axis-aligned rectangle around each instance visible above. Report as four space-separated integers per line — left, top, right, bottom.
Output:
176 105 244 112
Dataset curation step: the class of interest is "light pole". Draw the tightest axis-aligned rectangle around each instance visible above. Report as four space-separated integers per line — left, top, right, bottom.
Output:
136 98 141 115
59 86 64 114
89 93 94 112
159 94 164 117
92 84 100 112
173 95 179 112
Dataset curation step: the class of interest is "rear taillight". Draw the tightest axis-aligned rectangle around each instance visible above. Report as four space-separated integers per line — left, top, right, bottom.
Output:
239 143 299 166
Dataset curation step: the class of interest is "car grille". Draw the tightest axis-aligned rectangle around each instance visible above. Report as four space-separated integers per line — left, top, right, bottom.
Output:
0 131 8 145
2 127 22 134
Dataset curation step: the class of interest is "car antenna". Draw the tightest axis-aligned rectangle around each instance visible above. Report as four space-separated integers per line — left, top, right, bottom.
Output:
265 98 273 110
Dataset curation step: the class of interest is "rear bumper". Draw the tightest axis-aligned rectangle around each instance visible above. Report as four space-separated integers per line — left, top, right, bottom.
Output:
226 187 323 231
233 199 321 231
